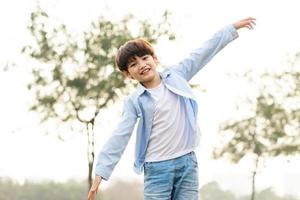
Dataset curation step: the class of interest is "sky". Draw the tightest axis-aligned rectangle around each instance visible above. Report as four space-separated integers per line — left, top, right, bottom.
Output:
0 0 300 197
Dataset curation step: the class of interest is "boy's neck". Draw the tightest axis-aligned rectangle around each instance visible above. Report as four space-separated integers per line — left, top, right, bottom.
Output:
142 72 161 89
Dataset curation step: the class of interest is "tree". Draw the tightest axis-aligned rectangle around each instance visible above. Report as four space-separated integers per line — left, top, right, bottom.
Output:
238 187 299 200
22 7 175 189
200 182 236 200
213 66 300 200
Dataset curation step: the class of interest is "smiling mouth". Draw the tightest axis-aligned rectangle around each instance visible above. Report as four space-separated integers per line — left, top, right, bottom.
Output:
140 68 150 75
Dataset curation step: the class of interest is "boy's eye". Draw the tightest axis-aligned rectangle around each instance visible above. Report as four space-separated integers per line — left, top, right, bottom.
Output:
142 56 148 60
129 63 136 68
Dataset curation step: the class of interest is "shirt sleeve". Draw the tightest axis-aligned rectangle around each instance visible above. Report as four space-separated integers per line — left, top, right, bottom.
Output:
95 98 138 180
170 24 238 81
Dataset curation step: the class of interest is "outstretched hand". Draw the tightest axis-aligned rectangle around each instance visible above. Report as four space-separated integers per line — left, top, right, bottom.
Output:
88 175 102 200
234 17 256 30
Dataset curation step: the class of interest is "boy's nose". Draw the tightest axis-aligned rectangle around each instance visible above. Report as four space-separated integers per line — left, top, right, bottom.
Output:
138 61 146 69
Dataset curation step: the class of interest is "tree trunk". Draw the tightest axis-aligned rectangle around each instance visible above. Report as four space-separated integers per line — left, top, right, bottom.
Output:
86 122 95 190
88 160 93 189
251 155 260 200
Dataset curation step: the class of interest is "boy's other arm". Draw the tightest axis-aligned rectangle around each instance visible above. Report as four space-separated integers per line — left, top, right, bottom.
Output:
88 98 138 200
171 17 256 81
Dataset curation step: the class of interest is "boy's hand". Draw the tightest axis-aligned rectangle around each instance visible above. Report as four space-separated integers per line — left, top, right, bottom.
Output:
234 17 256 30
88 175 102 200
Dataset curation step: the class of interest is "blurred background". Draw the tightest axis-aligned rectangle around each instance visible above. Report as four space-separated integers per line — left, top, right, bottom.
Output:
0 0 299 199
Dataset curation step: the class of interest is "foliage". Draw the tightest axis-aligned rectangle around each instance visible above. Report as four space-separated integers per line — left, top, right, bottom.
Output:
0 178 298 200
214 69 300 163
22 7 175 125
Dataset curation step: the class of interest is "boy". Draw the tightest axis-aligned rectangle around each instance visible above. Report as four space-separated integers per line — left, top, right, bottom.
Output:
88 17 256 200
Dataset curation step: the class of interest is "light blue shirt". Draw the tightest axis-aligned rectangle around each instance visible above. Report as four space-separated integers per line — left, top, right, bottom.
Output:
95 24 238 180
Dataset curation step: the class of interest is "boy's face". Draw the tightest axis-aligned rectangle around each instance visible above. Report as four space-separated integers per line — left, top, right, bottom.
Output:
123 54 159 87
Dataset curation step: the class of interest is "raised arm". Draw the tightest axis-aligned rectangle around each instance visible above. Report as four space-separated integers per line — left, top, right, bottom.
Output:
170 17 256 81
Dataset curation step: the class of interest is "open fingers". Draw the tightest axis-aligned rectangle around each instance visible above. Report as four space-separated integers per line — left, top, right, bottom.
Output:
88 190 96 200
240 18 256 30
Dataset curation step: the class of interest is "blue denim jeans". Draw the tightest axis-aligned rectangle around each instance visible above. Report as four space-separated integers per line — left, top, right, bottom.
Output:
144 151 199 200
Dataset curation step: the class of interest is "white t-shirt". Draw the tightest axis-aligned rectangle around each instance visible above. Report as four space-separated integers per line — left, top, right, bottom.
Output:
145 82 194 162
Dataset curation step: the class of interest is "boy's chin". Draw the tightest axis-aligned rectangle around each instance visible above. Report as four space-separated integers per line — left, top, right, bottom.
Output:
139 76 154 83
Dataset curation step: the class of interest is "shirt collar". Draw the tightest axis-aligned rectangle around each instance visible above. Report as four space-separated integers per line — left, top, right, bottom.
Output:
135 70 171 96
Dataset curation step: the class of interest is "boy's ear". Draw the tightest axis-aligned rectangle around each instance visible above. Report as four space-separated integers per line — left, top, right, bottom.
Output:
123 70 133 79
153 54 158 64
